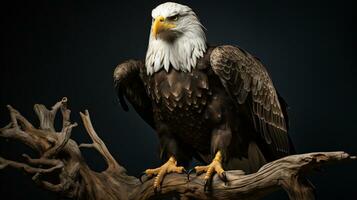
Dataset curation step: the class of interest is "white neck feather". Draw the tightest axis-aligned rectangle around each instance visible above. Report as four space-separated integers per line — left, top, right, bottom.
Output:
145 22 207 75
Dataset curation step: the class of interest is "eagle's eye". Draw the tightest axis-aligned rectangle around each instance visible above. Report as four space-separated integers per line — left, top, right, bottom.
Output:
167 14 179 21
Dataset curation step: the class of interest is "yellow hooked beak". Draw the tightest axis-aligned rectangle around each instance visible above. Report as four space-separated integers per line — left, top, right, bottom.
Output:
152 16 176 39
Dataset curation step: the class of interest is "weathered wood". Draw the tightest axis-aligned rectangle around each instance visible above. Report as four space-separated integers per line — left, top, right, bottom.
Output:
0 98 355 200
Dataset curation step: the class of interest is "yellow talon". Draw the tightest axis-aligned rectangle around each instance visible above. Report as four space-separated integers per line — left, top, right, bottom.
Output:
144 156 185 191
194 151 227 190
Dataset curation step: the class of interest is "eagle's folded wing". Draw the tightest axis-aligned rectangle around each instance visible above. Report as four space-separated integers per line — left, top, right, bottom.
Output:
113 60 155 128
210 45 292 158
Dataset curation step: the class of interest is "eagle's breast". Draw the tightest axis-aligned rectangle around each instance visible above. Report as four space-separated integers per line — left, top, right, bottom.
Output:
140 47 232 151
141 62 216 150
145 67 211 117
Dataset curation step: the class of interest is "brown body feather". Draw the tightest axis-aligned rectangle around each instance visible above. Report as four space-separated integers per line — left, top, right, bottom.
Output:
114 45 294 172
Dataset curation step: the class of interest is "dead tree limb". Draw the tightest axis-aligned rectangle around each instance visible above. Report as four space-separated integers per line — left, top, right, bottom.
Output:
0 98 355 200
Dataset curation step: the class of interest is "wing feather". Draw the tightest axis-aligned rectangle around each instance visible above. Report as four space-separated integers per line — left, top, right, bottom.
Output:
210 45 292 158
113 60 155 128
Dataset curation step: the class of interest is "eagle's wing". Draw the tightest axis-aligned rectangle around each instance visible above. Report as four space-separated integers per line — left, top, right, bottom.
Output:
113 60 155 128
210 45 291 158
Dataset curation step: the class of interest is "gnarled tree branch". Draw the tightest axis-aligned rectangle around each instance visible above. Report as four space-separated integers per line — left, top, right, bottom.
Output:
0 98 355 200
79 110 122 172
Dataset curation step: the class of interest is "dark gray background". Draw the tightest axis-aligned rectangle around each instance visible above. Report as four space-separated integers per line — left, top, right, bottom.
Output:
0 0 356 199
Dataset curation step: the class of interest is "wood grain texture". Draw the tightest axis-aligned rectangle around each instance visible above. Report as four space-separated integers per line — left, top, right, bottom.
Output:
0 98 355 200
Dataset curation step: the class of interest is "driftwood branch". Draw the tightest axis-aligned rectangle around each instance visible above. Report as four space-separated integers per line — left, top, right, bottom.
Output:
0 98 355 200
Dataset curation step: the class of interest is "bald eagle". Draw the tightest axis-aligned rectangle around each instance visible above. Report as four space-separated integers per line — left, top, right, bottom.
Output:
114 2 295 191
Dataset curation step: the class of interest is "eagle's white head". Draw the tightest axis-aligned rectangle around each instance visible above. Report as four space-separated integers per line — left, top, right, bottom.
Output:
145 2 207 75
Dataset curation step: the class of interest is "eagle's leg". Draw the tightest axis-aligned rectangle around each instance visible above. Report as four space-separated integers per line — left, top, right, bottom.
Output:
194 123 231 190
195 151 227 190
144 156 185 192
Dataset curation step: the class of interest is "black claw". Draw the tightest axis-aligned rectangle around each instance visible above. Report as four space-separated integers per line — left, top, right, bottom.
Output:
139 171 146 184
183 168 187 174
186 168 195 181
220 172 228 183
139 171 154 184
154 186 160 193
183 169 189 181
203 180 208 191
203 177 213 192
222 172 229 186
204 178 212 192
